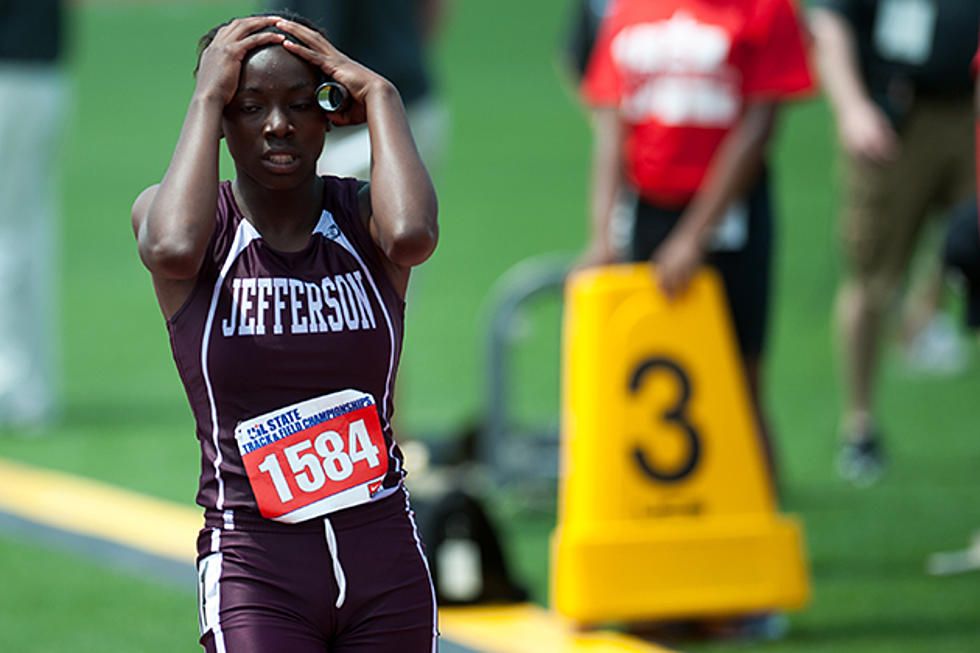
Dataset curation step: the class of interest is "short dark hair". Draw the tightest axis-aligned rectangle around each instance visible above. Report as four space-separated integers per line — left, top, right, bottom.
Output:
194 9 329 76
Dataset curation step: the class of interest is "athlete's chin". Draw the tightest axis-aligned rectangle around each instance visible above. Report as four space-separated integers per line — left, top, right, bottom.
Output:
254 170 317 192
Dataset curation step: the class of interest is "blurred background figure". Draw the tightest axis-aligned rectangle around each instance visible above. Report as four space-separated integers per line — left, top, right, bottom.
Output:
263 0 450 179
809 0 980 486
926 53 980 569
562 0 610 82
0 0 66 429
928 191 980 574
942 195 980 349
577 0 813 495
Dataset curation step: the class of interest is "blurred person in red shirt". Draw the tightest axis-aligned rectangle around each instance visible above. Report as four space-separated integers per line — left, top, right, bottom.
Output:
579 0 813 492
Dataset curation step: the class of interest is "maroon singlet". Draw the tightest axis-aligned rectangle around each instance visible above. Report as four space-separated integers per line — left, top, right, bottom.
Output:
167 176 407 528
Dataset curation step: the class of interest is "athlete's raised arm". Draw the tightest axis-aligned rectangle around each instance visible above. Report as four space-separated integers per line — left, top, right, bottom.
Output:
275 18 439 297
131 16 283 316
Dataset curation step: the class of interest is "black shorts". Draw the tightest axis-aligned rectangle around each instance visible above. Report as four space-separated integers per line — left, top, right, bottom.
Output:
627 174 773 357
943 195 980 329
196 487 437 652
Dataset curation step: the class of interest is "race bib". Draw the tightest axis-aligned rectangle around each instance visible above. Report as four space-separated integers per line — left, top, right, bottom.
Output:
235 390 389 523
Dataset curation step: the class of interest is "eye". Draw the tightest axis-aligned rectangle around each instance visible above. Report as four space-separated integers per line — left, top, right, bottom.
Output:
240 104 262 115
290 102 314 111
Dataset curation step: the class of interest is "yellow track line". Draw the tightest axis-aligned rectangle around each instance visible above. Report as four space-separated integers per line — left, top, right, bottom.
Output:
0 457 199 563
440 604 674 653
0 457 673 653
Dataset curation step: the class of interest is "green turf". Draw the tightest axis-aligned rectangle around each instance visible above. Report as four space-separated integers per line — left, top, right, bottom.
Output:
0 534 192 652
0 0 978 651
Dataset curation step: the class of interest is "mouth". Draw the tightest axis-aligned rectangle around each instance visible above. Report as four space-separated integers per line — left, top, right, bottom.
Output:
262 151 301 172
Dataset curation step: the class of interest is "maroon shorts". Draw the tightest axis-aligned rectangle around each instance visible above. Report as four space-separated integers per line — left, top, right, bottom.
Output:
196 488 438 652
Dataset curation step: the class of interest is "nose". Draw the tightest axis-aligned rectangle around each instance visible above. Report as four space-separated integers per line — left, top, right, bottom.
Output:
264 105 294 138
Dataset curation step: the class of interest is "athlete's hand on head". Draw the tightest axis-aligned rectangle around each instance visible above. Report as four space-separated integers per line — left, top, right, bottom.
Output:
275 18 391 126
195 16 285 106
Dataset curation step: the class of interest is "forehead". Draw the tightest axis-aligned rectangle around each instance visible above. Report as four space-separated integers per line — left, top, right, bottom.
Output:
238 46 319 91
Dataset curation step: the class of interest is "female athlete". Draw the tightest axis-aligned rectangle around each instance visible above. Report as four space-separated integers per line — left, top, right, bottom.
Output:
131 12 439 652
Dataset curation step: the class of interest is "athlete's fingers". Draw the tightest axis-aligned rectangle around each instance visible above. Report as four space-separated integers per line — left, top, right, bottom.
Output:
275 19 338 56
208 16 275 50
280 39 331 70
199 30 283 74
205 18 282 59
223 15 282 40
236 31 286 55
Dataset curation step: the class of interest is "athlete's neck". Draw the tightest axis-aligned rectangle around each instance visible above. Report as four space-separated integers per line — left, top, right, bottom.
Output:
232 176 324 252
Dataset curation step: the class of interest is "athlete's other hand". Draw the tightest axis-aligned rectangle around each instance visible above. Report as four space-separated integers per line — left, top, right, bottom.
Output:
838 98 900 165
275 19 390 126
652 230 702 300
194 17 284 107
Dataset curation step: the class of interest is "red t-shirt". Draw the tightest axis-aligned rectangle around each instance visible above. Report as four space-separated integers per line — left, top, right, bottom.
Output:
582 0 814 206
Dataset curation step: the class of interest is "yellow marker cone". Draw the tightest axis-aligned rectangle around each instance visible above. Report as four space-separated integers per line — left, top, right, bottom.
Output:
551 264 809 623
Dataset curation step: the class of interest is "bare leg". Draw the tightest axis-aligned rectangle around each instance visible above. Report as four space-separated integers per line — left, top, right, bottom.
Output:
833 275 890 485
834 277 885 438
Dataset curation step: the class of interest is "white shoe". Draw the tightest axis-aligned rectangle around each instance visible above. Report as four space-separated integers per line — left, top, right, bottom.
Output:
903 313 968 375
926 531 980 576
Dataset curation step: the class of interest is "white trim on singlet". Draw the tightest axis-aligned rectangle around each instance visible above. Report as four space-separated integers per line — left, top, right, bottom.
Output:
201 219 260 514
313 209 402 476
198 530 226 652
400 486 439 652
